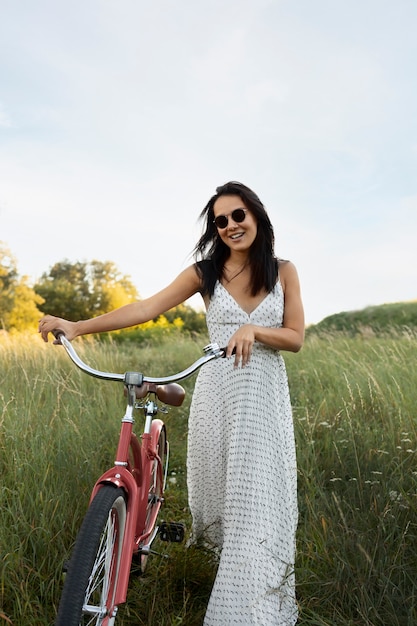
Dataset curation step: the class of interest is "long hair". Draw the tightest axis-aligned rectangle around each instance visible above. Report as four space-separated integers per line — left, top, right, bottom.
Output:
193 181 279 297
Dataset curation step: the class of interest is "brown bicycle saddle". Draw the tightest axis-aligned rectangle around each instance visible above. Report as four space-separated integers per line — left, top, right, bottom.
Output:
133 382 185 407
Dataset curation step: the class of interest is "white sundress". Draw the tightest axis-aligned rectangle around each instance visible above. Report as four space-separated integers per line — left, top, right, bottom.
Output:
187 281 298 626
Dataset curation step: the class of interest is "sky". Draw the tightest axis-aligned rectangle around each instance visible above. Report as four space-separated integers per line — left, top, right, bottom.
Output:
1 0 416 325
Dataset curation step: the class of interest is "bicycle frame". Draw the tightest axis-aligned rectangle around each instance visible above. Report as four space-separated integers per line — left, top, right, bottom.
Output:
55 334 225 618
89 404 166 606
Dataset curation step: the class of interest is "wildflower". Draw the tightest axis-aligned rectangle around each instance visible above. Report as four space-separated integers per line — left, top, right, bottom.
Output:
389 490 402 502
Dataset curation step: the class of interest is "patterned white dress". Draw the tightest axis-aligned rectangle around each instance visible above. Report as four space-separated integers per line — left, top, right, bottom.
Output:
187 281 298 625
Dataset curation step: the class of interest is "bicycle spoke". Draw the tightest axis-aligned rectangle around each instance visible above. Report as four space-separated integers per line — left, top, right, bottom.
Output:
82 513 118 624
55 487 126 626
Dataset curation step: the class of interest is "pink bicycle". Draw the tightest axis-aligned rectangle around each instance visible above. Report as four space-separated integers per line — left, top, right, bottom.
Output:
53 333 224 626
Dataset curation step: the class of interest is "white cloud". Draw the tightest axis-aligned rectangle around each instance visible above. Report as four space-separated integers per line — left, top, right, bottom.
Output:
0 0 416 324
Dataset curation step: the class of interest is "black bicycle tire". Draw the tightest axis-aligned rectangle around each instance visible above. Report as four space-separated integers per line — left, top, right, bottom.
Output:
55 485 127 626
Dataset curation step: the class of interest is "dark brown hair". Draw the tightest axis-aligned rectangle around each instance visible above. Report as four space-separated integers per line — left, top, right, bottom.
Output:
193 181 278 297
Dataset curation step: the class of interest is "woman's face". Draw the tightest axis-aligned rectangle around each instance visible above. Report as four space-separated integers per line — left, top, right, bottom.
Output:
213 194 258 252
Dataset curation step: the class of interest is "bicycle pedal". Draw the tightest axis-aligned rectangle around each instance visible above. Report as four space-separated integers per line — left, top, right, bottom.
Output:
159 521 185 543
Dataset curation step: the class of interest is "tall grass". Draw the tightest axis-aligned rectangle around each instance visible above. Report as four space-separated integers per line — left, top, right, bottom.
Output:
286 332 417 625
0 331 416 625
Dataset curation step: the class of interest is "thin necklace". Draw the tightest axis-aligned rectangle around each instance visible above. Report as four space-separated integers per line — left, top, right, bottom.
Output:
223 263 247 283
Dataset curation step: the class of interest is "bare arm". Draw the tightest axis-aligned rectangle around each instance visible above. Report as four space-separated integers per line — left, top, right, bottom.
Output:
226 261 305 365
39 265 202 342
255 261 305 351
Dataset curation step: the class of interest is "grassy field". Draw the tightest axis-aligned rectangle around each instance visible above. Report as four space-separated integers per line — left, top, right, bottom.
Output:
0 331 416 625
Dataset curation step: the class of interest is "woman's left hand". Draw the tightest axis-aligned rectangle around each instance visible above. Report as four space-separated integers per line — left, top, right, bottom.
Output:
226 324 256 368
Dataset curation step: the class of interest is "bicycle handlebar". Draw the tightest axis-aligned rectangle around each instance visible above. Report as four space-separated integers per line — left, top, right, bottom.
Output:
54 333 225 386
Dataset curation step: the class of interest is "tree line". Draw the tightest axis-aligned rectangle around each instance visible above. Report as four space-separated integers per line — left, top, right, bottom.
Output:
0 242 205 336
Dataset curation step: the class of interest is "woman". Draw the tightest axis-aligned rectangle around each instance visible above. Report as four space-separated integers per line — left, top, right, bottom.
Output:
39 181 304 625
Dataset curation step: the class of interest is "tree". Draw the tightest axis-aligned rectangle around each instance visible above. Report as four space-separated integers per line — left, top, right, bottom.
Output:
0 243 19 323
35 260 139 320
0 242 44 332
6 279 45 332
89 260 138 315
162 304 206 334
35 260 90 320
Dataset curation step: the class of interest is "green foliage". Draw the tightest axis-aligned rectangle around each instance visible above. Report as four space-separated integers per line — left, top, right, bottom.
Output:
162 304 207 335
0 242 44 332
108 304 208 345
1 332 416 624
0 243 205 337
0 242 18 294
35 259 138 320
89 260 139 313
310 300 417 336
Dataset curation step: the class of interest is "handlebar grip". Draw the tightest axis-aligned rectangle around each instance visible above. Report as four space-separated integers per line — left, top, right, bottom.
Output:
52 330 64 343
220 346 236 356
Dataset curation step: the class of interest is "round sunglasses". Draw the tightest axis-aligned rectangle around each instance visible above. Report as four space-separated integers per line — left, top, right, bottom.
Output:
213 208 248 229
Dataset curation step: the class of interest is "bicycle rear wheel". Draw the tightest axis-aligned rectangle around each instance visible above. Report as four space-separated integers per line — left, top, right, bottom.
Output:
55 485 127 626
138 425 167 574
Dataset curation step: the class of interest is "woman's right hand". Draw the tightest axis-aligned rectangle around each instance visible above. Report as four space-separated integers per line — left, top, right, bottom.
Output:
38 316 79 343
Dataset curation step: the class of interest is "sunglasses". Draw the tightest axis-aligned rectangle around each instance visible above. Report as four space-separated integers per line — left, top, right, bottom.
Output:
213 208 248 229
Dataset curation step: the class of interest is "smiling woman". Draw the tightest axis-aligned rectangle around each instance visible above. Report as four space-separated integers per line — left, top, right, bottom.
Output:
212 207 248 229
39 181 305 626
206 193 266 315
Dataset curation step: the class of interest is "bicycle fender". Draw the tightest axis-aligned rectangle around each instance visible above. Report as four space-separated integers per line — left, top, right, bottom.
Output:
149 418 165 454
90 469 139 605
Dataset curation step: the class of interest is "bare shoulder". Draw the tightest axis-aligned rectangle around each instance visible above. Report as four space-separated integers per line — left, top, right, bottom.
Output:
278 260 300 289
279 260 305 341
164 264 202 298
141 264 203 319
178 263 203 288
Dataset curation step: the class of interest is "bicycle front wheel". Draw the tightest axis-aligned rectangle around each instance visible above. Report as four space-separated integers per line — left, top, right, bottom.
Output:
55 485 127 626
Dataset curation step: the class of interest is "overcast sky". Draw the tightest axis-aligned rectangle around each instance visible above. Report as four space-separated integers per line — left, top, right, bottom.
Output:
1 0 416 324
